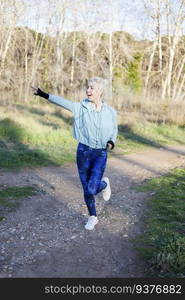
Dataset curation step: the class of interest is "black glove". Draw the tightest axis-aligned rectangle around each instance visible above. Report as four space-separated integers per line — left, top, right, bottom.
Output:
34 88 49 99
106 140 115 150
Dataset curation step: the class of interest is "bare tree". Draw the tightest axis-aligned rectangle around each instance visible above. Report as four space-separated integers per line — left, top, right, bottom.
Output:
142 0 185 100
0 0 25 76
163 0 185 99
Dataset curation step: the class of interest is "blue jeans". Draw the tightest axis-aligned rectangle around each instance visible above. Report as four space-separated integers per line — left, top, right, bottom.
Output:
76 142 108 216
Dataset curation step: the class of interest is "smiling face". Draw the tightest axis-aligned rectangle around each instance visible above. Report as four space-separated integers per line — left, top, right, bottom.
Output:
86 82 103 104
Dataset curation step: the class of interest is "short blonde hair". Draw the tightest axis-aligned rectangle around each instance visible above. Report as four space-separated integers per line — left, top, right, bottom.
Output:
85 76 112 101
86 77 105 96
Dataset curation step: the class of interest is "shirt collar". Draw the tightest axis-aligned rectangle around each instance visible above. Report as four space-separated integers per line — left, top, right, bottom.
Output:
82 98 106 111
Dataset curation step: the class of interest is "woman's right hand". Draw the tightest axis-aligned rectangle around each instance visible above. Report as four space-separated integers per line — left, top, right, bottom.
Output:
31 86 49 99
31 86 39 95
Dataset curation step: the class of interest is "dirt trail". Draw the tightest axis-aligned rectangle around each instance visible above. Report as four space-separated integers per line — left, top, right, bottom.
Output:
0 144 185 278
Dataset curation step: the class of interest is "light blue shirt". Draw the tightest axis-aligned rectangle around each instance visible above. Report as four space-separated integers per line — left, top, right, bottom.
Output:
48 94 118 149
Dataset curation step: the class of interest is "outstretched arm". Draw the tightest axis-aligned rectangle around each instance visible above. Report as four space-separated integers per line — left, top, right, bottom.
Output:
31 87 75 113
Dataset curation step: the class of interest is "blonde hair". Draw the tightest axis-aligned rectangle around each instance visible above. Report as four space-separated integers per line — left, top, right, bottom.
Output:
85 76 112 101
86 77 104 97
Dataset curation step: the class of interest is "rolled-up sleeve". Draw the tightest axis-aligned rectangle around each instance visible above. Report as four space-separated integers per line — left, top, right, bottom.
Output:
48 94 75 114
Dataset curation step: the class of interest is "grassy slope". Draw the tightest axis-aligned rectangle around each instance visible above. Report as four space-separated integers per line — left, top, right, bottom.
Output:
134 168 185 278
0 102 77 170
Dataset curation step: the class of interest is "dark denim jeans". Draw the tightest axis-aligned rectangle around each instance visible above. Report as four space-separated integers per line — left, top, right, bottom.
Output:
76 142 107 216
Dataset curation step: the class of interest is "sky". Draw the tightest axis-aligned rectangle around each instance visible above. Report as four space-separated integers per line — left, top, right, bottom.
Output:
15 0 148 39
15 0 185 40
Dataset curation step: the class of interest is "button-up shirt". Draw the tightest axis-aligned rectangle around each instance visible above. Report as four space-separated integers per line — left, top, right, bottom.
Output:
48 94 118 149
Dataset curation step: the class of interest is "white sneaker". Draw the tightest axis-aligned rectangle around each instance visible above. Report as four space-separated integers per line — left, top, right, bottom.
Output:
102 177 111 201
85 216 98 230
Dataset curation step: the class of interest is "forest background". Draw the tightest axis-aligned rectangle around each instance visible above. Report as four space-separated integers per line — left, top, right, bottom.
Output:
1 0 185 127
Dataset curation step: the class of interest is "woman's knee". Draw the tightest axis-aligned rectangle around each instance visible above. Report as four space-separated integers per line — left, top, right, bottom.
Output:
87 182 99 195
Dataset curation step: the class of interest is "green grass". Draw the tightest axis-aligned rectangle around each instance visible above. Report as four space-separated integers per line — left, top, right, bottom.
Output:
134 168 185 278
0 185 39 220
0 102 77 170
117 122 185 152
0 101 185 170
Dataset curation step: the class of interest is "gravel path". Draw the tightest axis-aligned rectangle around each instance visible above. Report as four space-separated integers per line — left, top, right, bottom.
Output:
0 144 185 278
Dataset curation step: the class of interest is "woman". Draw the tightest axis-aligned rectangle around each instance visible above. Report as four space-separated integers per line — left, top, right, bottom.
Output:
31 77 118 230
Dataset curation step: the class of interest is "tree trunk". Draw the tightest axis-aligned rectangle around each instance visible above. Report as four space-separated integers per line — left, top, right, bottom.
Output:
144 40 157 97
70 31 76 87
109 32 113 101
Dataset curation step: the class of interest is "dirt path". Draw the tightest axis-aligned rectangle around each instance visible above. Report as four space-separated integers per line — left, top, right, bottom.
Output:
0 145 185 278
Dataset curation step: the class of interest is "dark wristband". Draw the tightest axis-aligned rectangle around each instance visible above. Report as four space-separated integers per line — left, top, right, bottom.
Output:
34 88 49 99
106 140 115 150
